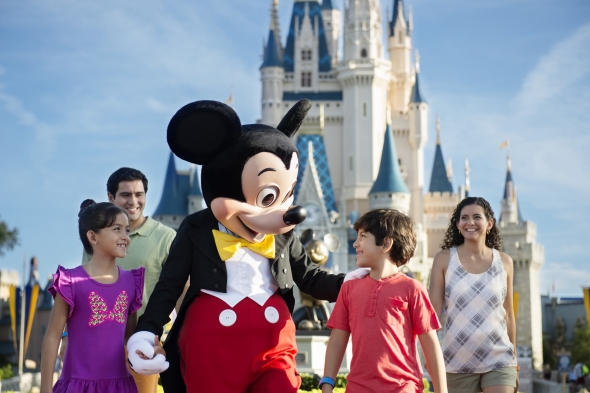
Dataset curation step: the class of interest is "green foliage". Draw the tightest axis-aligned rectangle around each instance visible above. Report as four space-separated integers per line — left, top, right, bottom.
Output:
0 216 19 257
572 326 590 366
0 364 14 380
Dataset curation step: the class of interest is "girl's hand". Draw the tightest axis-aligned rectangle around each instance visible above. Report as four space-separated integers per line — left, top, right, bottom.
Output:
136 335 165 359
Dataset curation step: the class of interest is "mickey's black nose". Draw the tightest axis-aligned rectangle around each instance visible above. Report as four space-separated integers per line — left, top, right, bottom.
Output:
283 205 307 226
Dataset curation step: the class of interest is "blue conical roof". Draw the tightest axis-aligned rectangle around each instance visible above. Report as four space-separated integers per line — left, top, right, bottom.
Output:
410 73 426 103
261 29 283 68
153 152 189 216
321 0 336 10
428 142 453 193
502 167 523 221
189 166 202 196
370 124 409 194
390 0 410 37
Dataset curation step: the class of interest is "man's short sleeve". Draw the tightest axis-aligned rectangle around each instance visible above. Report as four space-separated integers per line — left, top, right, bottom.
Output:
327 281 351 332
410 282 441 335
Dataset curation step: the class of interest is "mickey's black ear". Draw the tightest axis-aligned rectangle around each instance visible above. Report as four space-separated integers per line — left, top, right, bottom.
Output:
276 99 312 138
167 100 242 164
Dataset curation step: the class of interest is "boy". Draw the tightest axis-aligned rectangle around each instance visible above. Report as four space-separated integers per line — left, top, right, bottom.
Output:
320 209 447 393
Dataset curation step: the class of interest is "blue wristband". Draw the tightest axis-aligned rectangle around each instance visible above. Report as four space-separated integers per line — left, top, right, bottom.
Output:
318 376 335 388
61 331 68 338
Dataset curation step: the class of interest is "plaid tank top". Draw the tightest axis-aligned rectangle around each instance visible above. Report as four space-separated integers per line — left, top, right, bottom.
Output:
442 247 516 373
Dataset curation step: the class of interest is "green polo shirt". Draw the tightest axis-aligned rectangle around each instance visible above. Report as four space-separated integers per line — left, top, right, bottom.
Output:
82 216 176 317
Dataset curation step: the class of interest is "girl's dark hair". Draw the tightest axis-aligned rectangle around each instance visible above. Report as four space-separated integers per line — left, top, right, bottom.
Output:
78 199 128 255
440 196 503 251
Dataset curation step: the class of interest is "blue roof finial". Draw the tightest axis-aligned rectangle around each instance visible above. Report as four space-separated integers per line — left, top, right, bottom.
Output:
410 53 426 103
370 123 409 194
428 120 453 193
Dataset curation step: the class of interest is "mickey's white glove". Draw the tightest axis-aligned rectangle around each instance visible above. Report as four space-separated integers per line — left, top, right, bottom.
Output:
127 331 169 375
343 268 370 283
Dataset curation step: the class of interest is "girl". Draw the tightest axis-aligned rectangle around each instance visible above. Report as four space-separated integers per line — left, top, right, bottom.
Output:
428 197 519 393
41 199 146 393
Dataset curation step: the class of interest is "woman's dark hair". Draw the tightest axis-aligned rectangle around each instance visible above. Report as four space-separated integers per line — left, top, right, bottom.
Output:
78 199 128 255
441 196 503 251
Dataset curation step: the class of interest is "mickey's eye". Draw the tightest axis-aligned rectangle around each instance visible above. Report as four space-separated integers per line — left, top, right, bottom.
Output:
257 186 279 207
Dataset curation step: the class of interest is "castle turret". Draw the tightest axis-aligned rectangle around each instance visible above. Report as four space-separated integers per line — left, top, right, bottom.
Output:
500 154 522 224
406 53 428 222
338 0 390 214
497 154 545 372
423 115 459 258
369 121 410 213
428 116 453 194
260 0 285 125
388 0 413 113
321 0 341 67
342 0 384 61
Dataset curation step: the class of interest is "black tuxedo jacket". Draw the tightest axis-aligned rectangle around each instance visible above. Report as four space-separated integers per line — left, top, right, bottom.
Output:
136 208 344 393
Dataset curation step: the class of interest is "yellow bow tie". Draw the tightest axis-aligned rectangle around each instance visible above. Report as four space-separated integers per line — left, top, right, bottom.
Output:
212 230 275 261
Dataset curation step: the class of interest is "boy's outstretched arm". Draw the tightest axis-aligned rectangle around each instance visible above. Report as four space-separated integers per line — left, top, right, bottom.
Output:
419 330 448 393
321 328 350 393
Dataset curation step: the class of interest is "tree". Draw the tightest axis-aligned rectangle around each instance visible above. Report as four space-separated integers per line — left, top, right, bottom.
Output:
0 216 19 256
571 326 590 367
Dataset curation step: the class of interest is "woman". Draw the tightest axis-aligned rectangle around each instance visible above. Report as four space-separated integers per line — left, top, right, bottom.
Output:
428 197 519 393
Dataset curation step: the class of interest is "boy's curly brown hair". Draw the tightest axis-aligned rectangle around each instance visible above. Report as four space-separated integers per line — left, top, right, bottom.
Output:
440 196 503 251
353 209 416 266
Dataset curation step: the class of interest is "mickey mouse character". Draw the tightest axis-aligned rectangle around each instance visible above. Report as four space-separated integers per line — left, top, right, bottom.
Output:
127 99 345 393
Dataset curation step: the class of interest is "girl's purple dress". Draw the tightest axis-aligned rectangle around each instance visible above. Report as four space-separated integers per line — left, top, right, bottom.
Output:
48 265 145 393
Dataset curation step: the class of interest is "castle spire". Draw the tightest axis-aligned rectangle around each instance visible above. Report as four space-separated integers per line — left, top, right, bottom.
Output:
261 0 283 68
410 51 426 103
369 122 410 212
464 158 470 198
500 152 523 223
428 117 453 193
390 0 409 37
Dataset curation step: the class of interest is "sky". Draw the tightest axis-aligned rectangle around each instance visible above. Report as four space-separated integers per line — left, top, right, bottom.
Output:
0 0 589 298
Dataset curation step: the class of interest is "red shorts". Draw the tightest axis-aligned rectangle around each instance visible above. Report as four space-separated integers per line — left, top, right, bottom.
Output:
178 292 301 393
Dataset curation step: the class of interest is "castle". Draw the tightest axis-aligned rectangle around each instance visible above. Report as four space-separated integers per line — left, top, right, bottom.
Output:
152 0 545 370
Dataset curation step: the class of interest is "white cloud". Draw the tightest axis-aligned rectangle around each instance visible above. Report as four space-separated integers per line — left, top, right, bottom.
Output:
514 22 590 115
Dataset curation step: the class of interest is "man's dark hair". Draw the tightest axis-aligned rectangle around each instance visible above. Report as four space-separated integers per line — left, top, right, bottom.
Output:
107 167 148 197
353 209 416 266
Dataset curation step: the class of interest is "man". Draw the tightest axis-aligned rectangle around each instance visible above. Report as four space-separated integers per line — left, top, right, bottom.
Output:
64 167 177 393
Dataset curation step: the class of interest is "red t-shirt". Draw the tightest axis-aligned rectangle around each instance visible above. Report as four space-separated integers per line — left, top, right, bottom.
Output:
328 273 441 393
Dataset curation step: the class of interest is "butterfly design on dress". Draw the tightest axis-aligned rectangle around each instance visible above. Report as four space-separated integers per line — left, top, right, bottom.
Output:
88 290 129 327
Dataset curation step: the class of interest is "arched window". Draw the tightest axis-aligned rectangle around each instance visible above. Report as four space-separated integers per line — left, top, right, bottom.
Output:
360 48 367 58
362 102 367 117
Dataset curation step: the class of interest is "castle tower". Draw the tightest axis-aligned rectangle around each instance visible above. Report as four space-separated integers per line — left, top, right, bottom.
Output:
260 0 285 126
368 121 411 214
387 0 414 114
423 116 459 258
153 152 190 230
404 53 428 222
188 165 204 215
321 0 341 67
498 155 544 371
338 0 390 214
500 154 522 224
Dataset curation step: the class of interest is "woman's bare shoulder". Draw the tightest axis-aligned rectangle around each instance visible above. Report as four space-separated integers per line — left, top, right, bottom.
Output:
432 249 451 269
